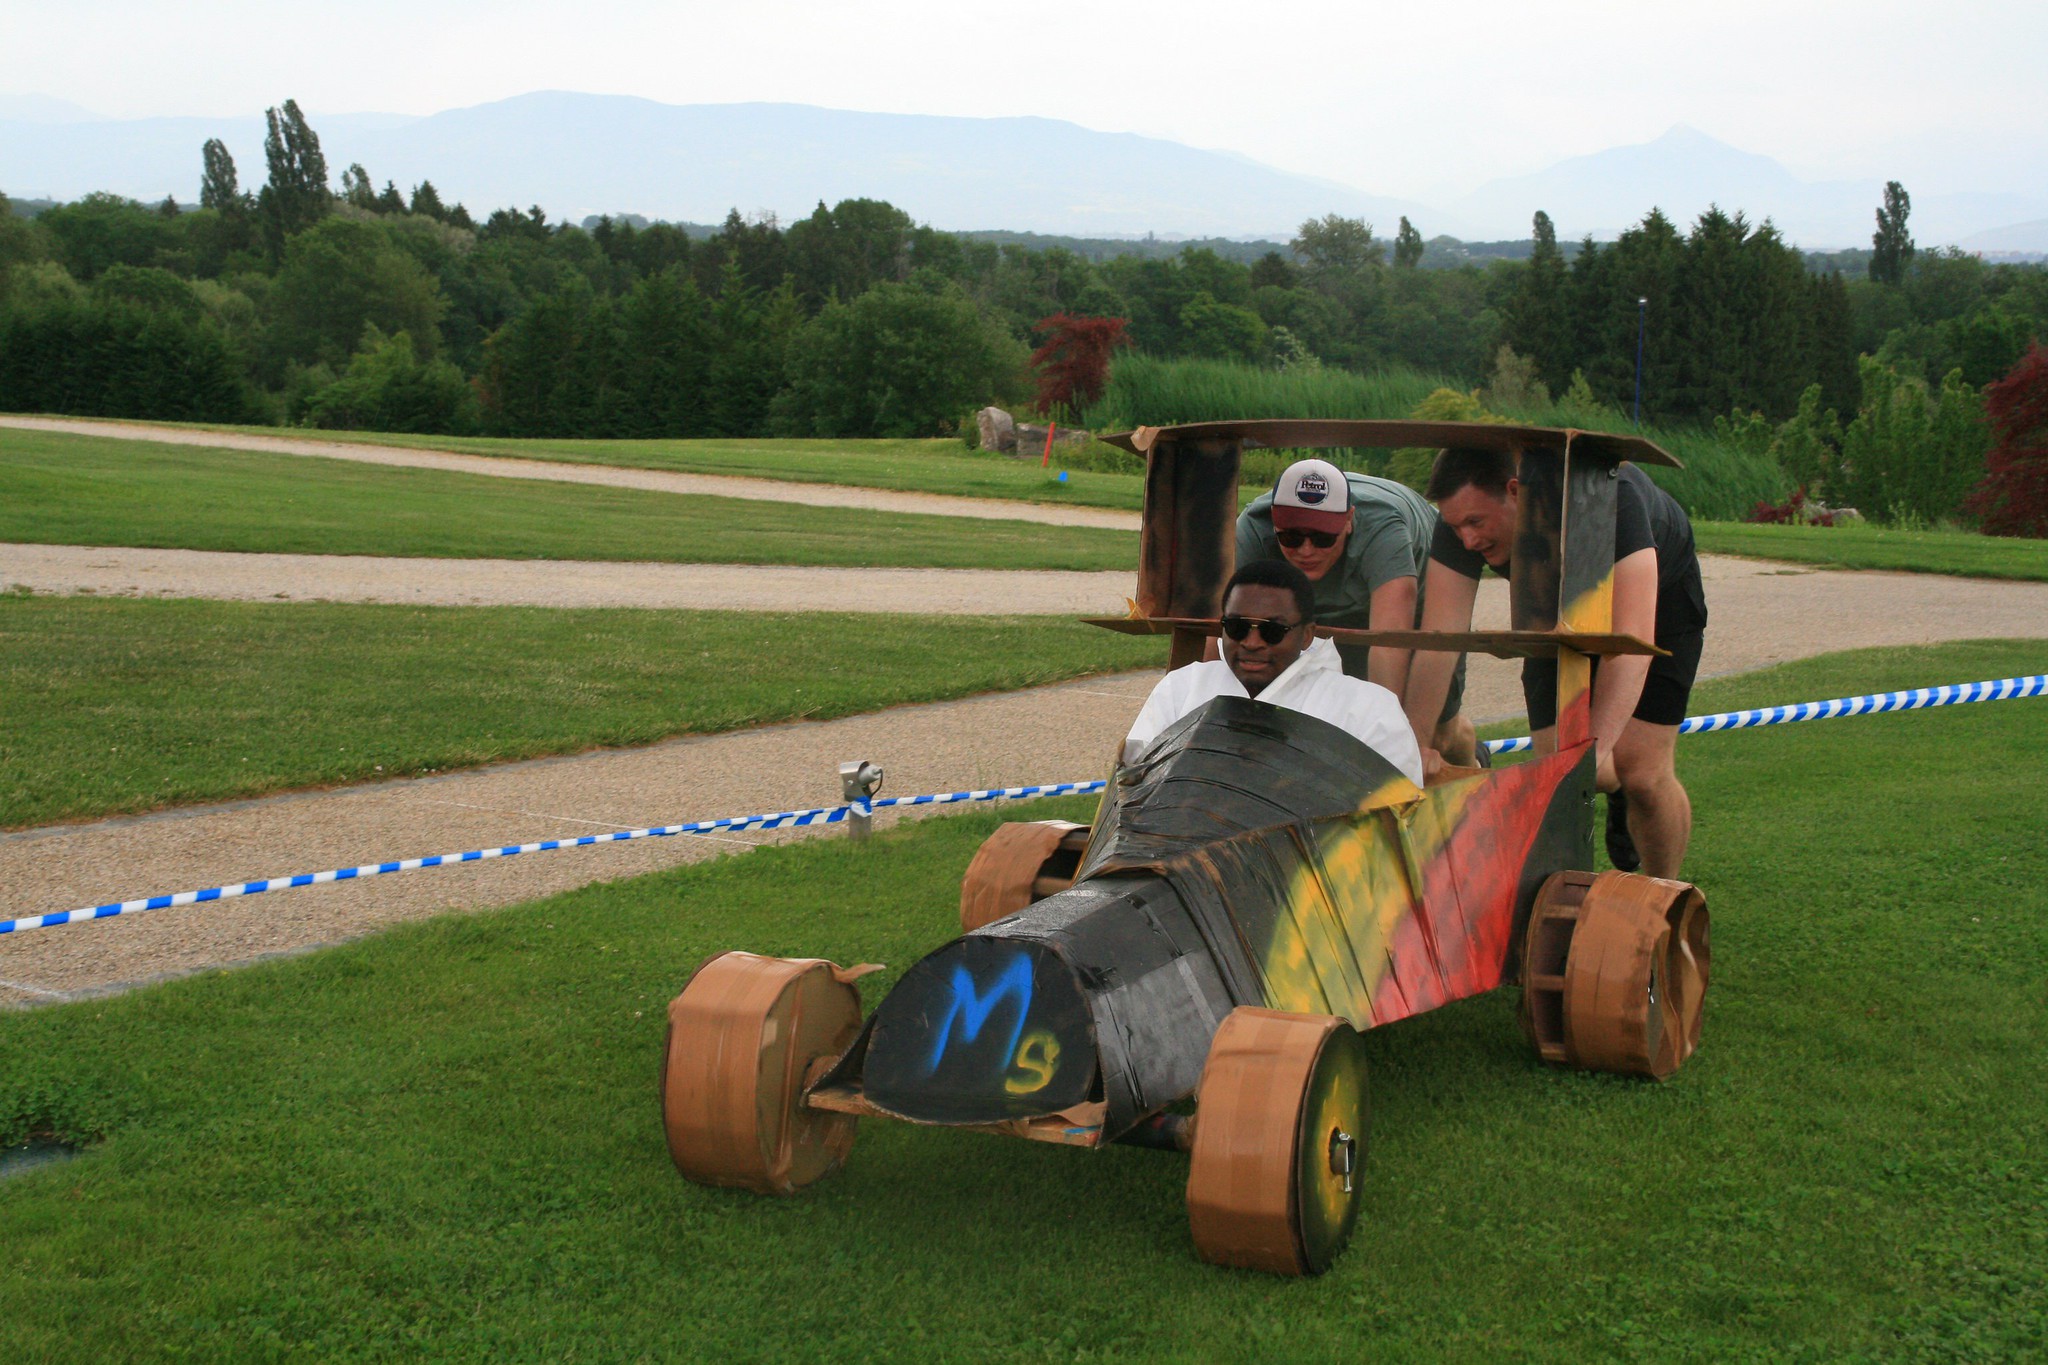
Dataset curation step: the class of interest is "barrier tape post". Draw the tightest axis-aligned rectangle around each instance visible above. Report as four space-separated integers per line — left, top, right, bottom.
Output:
3 674 2040 940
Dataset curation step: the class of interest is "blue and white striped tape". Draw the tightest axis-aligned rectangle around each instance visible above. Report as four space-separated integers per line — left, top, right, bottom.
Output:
0 781 1109 936
1479 673 2046 756
2 675 2040 938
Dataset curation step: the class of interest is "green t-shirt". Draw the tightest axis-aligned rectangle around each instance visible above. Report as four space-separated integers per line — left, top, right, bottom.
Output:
1237 471 1437 675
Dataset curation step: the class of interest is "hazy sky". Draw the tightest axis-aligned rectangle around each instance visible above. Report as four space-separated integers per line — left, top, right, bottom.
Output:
4 0 2042 199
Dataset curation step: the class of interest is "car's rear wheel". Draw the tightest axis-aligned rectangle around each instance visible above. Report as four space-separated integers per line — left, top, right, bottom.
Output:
660 951 869 1194
1521 870 1710 1078
1185 1007 1370 1275
958 820 1090 931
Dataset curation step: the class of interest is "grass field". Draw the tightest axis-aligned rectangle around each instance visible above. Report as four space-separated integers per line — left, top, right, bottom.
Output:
0 430 1136 570
3 641 2043 1360
161 419 1158 512
0 595 1163 830
1695 520 2048 581
19 420 2048 586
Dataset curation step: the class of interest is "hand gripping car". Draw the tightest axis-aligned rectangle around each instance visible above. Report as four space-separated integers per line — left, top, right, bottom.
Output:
659 422 1710 1275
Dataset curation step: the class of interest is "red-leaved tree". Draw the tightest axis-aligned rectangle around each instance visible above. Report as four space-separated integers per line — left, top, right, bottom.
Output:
1029 313 1130 419
1965 342 2048 538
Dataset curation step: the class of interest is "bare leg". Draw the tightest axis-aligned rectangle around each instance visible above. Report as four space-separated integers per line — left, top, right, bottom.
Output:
1433 714 1477 766
1611 720 1690 879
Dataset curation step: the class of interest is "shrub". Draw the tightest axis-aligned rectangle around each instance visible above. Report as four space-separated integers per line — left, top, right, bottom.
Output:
1835 356 1989 525
300 326 479 434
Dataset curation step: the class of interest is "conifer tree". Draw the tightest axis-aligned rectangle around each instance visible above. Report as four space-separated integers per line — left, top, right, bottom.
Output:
1869 181 1914 286
1504 210 1570 392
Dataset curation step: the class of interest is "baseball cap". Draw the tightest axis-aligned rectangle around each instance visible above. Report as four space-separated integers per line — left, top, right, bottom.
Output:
1270 458 1351 536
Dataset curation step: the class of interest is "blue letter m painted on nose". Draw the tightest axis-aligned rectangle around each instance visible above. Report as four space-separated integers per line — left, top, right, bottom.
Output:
925 953 1033 1074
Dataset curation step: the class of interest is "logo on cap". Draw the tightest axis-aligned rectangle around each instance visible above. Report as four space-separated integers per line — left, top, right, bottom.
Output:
1293 472 1330 504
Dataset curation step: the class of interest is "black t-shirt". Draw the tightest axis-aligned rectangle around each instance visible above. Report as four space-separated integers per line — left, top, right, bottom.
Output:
1429 464 1707 638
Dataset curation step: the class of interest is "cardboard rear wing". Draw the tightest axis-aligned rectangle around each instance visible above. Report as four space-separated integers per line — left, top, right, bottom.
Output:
1095 420 1682 733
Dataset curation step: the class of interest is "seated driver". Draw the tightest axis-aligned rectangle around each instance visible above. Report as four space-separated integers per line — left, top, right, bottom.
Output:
1123 558 1424 785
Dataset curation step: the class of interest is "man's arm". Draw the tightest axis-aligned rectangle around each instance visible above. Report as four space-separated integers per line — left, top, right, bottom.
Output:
1365 575 1419 694
1587 546 1658 781
1402 560 1478 751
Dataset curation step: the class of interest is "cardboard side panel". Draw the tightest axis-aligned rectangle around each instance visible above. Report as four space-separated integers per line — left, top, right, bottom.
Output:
1511 447 1566 631
1560 453 1618 632
1136 437 1242 623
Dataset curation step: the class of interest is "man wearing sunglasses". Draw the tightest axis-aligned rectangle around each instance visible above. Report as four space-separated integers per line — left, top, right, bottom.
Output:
1123 559 1424 785
1236 458 1478 766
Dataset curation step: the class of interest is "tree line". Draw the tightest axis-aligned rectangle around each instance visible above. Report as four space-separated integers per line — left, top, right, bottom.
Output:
0 100 2044 524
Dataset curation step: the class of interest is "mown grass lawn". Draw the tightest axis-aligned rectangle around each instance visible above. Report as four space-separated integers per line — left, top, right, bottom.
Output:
0 430 1136 570
1695 520 2048 581
0 595 1164 830
45 420 2048 582
133 418 1158 512
3 641 2043 1361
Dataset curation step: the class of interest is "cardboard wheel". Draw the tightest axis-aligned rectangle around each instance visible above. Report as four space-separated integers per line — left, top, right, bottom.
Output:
1524 871 1709 1079
958 821 1090 932
660 951 872 1195
1186 1007 1370 1276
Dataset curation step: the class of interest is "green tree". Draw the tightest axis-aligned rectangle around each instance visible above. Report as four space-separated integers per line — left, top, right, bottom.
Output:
269 217 446 369
1177 292 1267 364
613 268 715 437
409 181 448 222
1393 216 1424 269
1504 210 1570 392
199 139 242 212
783 198 913 309
1291 214 1381 276
1770 384 1844 497
256 98 331 259
1869 180 1914 286
0 291 249 421
36 193 179 281
772 277 1025 438
477 278 620 437
1836 356 1985 523
339 164 376 210
1249 251 1296 290
299 325 479 433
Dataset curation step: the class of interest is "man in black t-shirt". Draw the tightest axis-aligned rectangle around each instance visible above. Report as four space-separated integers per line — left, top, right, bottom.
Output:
1400 447 1708 879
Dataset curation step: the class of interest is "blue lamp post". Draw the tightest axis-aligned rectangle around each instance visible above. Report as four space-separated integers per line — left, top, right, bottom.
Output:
1632 297 1648 428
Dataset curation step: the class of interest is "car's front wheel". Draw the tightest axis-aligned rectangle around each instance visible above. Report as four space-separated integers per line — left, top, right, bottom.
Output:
1185 1007 1370 1275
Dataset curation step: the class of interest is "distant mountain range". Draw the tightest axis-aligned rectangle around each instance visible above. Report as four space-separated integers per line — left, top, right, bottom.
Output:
3 91 2044 252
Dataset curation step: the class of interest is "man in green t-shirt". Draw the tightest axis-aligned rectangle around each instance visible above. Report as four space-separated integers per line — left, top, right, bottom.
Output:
1237 458 1476 765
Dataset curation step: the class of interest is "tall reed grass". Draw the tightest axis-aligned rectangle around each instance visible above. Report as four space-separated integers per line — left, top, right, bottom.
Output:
1075 354 1789 521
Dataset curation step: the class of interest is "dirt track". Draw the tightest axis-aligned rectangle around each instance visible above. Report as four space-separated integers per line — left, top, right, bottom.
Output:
0 416 1141 531
0 544 1136 614
5 555 2046 1009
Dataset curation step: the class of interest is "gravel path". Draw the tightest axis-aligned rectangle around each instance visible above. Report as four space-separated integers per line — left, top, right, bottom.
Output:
5 556 2045 1009
0 544 1135 614
0 416 1142 531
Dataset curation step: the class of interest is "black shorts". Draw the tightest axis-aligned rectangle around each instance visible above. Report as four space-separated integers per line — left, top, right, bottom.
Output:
1522 630 1703 731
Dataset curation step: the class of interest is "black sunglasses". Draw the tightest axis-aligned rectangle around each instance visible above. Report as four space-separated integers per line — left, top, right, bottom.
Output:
1220 614 1303 646
1275 528 1340 550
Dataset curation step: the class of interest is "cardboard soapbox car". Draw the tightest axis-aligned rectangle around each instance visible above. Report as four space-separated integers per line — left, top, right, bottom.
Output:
658 421 1711 1275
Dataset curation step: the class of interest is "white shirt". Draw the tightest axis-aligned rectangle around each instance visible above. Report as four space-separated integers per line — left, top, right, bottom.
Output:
1122 636 1425 785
